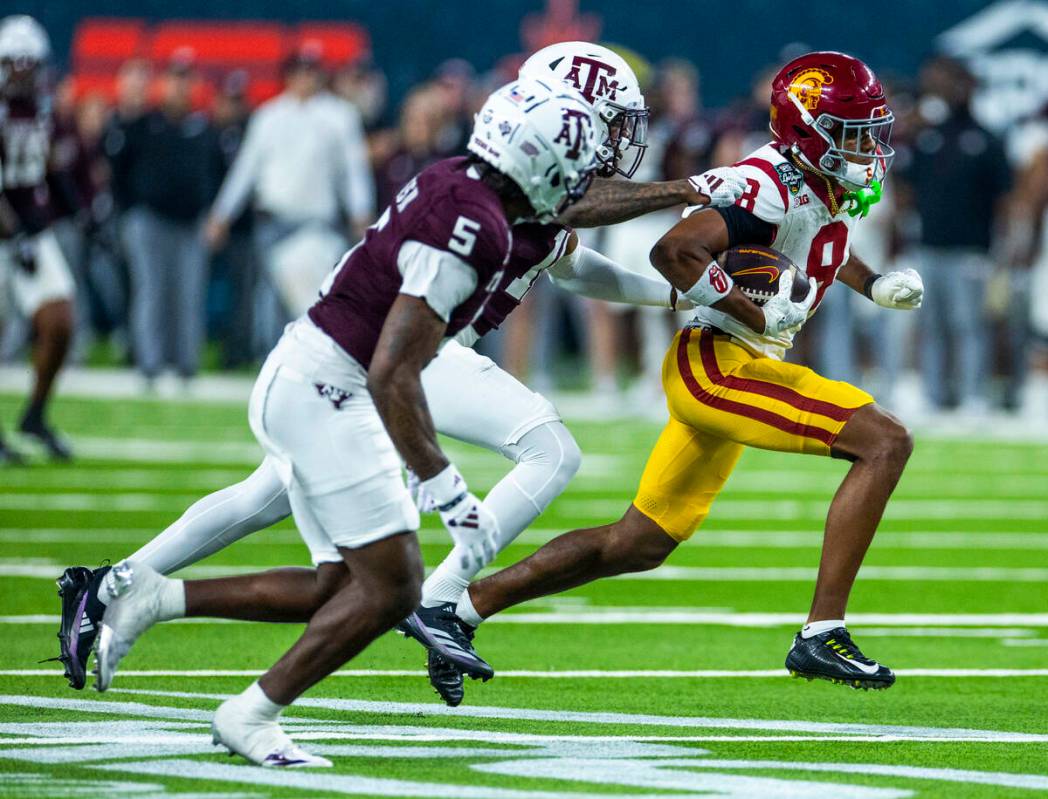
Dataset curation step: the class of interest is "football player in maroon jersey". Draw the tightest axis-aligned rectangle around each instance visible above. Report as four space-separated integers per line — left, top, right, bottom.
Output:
0 15 75 462
88 77 604 768
56 42 748 707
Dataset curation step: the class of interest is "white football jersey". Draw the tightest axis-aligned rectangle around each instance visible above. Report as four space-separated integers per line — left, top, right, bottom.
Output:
689 142 861 360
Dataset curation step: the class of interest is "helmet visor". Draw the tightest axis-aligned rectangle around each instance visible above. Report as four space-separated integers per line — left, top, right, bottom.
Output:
599 106 649 179
817 110 896 187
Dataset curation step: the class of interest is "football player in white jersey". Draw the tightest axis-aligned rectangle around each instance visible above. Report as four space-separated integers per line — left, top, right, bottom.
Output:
55 42 747 704
458 51 925 692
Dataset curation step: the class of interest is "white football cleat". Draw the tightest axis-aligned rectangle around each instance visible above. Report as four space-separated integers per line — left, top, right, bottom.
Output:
94 560 167 692
212 696 332 768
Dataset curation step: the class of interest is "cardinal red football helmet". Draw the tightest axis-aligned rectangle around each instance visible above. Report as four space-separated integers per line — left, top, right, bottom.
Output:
769 51 894 190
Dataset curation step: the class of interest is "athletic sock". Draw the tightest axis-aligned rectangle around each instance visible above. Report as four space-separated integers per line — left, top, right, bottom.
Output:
421 563 470 607
239 681 284 722
801 619 846 638
157 577 187 621
455 589 484 628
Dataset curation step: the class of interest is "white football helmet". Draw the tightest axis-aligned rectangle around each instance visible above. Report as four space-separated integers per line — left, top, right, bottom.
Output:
0 15 50 93
520 41 648 178
468 76 600 223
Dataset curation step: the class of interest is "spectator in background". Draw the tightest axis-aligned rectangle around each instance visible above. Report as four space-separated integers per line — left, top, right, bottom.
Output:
332 58 387 132
204 43 374 332
106 52 224 384
210 70 255 368
906 56 1011 413
372 84 443 211
430 58 475 155
48 78 103 361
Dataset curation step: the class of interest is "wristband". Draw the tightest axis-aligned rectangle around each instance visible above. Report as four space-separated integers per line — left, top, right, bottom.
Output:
682 261 734 307
862 274 880 300
419 464 468 511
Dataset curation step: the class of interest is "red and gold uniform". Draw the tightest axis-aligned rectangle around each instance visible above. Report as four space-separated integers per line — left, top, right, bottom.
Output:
633 141 874 541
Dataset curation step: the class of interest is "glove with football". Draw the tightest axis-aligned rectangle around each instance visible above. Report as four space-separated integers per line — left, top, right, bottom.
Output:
420 464 499 571
870 268 923 310
762 270 817 336
689 167 748 208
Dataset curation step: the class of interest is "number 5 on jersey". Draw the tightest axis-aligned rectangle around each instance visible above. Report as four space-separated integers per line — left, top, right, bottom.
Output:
449 217 481 256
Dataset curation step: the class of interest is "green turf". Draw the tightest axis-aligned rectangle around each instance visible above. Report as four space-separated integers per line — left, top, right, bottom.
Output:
1 392 1046 798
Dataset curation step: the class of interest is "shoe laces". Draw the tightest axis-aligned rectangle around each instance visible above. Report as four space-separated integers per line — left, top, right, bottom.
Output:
824 628 873 664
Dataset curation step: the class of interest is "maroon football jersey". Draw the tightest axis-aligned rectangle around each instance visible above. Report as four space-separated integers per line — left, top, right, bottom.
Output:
465 221 569 341
0 96 53 235
309 157 512 368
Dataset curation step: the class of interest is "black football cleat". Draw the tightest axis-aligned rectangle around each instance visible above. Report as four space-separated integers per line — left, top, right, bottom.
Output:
396 603 494 681
786 627 895 690
55 565 111 689
20 419 72 461
427 650 465 707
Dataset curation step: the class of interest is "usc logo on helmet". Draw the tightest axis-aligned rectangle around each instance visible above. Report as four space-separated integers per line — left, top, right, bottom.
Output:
788 67 834 111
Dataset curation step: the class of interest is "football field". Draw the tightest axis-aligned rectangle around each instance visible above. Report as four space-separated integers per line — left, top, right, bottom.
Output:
1 390 1047 798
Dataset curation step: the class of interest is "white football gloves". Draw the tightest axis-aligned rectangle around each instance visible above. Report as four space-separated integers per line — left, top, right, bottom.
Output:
418 464 498 571
689 167 748 208
871 268 923 310
762 270 817 336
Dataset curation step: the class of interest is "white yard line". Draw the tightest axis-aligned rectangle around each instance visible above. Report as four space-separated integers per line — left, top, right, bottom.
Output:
5 610 1048 627
113 689 1048 742
4 559 1048 582
557 497 1048 520
2 668 1047 679
4 527 1048 552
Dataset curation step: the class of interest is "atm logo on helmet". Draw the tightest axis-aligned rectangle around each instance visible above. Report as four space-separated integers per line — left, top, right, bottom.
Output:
553 107 593 159
563 56 620 102
788 67 834 110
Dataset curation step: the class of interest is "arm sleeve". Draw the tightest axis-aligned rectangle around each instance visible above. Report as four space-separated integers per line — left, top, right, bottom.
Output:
397 240 478 322
714 204 777 248
547 245 675 307
211 109 266 221
339 103 375 222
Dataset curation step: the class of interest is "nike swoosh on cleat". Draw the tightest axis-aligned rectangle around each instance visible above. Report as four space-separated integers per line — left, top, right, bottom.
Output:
831 650 881 675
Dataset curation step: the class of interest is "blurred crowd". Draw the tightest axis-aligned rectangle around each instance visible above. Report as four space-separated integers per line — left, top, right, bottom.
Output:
11 40 1048 418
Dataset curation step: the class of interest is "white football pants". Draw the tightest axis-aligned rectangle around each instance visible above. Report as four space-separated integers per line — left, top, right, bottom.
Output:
127 339 581 603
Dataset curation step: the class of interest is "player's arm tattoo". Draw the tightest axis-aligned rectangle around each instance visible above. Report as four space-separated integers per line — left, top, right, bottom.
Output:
836 251 880 297
558 178 700 228
368 295 449 480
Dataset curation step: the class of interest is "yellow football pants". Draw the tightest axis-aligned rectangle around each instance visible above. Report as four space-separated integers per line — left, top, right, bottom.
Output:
633 326 873 541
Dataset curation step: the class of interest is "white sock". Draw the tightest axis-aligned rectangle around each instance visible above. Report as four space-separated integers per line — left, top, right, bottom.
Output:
420 422 580 607
96 567 185 619
456 589 484 628
157 577 187 621
238 681 284 722
802 619 846 638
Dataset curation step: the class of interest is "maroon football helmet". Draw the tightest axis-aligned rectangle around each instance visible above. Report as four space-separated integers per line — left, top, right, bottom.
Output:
769 51 894 190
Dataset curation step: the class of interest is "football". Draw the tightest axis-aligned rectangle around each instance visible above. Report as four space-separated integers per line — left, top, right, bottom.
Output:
719 245 811 306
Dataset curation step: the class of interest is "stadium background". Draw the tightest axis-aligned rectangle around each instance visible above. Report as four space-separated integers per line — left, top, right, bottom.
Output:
1 2 1047 798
